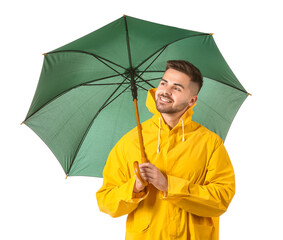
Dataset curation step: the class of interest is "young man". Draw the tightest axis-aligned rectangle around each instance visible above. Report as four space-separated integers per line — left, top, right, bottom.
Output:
96 60 235 240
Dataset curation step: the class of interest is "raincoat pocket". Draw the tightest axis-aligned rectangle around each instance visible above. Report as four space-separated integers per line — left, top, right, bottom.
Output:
193 224 214 240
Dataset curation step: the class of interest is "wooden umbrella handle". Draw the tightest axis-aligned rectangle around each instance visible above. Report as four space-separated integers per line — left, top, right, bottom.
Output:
133 99 148 186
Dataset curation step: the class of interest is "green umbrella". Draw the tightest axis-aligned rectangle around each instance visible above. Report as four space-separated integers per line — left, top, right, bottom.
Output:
22 15 249 178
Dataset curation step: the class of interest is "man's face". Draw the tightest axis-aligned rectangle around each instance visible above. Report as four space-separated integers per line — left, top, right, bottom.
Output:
155 68 197 114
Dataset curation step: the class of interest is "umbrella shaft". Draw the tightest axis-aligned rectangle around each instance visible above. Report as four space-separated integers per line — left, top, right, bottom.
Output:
130 69 138 100
134 99 147 163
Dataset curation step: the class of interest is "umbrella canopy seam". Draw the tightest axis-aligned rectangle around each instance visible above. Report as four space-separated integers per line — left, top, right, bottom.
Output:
134 33 211 71
123 15 134 71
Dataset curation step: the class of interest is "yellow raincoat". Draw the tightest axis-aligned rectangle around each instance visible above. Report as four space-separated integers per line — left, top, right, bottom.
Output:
96 88 235 240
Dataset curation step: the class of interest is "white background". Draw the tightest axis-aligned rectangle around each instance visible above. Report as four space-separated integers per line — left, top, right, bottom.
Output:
1 0 282 239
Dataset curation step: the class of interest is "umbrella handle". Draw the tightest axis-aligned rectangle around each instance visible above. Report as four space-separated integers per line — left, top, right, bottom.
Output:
133 161 148 186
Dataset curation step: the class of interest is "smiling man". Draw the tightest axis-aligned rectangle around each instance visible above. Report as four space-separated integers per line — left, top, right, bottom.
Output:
96 60 235 240
155 62 201 127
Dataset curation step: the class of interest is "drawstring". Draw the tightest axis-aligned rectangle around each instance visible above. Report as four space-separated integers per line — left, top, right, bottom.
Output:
157 117 185 154
157 117 161 154
181 118 185 142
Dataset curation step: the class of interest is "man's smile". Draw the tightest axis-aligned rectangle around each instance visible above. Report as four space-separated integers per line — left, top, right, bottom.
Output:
158 95 173 104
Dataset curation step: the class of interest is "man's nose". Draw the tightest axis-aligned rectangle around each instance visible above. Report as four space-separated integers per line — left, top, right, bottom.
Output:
163 87 172 96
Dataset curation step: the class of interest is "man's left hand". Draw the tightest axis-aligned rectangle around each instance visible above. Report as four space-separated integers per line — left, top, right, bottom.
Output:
139 163 168 192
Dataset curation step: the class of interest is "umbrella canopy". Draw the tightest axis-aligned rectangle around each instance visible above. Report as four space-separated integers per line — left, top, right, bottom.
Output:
23 15 249 178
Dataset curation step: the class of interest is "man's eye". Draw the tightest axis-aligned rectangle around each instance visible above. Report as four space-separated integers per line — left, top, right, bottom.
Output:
174 87 181 91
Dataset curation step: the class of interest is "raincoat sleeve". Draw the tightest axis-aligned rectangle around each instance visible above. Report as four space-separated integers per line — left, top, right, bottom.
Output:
96 138 149 218
161 141 235 218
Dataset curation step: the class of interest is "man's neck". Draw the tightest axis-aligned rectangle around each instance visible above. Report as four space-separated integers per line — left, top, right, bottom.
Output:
161 110 187 129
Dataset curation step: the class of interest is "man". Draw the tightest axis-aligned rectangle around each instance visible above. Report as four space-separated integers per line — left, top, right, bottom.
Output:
96 60 235 240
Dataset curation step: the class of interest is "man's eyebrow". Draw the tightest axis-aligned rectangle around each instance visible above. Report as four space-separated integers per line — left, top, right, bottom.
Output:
173 83 184 89
161 78 184 89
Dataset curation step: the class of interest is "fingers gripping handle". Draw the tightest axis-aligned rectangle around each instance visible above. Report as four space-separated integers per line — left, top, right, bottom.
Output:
133 161 148 186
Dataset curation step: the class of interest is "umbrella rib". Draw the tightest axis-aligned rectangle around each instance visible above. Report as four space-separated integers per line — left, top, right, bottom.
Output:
101 83 150 109
101 85 131 110
136 70 163 73
135 75 155 88
54 50 132 84
85 77 160 86
84 82 129 86
46 50 132 86
90 54 130 80
47 50 127 71
67 78 129 175
134 46 167 86
24 74 127 122
83 74 122 84
135 77 160 84
136 83 150 92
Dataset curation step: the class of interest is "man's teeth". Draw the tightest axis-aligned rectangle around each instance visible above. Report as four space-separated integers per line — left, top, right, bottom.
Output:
161 97 171 103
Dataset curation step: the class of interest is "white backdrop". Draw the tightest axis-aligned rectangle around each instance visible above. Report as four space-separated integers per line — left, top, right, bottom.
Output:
1 0 283 239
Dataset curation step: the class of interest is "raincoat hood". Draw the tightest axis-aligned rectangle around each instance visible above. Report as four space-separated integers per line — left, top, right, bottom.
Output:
146 88 196 150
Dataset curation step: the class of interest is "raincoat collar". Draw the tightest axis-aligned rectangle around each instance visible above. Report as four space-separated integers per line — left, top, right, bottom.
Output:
146 88 196 131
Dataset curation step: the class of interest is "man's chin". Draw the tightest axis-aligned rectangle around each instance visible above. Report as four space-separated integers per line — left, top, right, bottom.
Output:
156 101 176 114
156 106 176 114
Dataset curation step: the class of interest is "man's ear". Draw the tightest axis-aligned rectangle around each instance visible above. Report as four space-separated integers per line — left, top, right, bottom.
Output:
188 95 198 108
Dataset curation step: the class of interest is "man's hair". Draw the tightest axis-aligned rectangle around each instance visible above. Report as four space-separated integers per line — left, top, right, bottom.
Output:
166 60 203 94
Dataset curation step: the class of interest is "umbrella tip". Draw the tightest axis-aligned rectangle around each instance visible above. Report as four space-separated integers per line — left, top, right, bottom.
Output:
20 121 24 125
247 92 252 96
209 33 214 35
42 53 47 56
65 173 69 179
123 14 126 17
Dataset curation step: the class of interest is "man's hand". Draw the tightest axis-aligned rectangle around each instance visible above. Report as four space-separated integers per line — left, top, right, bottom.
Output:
133 173 146 193
139 163 168 192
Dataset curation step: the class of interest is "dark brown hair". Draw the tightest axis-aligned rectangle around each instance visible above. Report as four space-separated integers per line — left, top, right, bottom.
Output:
166 60 203 94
